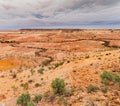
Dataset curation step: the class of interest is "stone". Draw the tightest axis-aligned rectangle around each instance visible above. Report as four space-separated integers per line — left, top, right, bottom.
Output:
0 94 6 101
84 99 94 106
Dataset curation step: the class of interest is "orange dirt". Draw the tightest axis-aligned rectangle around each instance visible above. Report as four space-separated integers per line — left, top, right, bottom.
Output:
0 58 18 71
0 29 120 106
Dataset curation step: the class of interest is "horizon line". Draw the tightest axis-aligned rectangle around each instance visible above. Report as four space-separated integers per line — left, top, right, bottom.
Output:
0 28 120 31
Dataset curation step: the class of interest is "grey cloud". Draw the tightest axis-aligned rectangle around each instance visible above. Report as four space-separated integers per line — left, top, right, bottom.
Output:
36 0 120 13
0 0 120 29
1 4 16 10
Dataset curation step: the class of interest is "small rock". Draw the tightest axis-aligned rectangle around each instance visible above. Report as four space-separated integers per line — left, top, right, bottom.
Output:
0 94 6 101
114 91 119 96
0 75 4 78
100 96 106 100
108 82 114 86
84 99 94 106
114 98 120 104
0 102 6 106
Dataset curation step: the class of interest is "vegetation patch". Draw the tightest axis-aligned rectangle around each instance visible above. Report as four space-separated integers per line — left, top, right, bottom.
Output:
87 85 99 93
100 86 108 93
17 93 30 106
30 69 35 75
17 93 42 106
22 82 29 90
100 71 120 86
51 78 65 95
33 94 42 103
58 96 67 106
37 68 44 74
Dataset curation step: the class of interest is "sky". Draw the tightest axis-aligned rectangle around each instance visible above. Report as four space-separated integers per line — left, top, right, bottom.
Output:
0 0 120 29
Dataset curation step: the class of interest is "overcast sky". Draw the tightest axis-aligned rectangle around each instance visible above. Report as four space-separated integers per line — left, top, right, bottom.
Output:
0 0 120 29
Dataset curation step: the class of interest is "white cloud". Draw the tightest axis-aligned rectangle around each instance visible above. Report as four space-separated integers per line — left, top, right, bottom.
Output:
0 0 120 29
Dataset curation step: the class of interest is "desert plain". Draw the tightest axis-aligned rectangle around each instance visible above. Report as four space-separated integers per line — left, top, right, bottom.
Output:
0 29 120 106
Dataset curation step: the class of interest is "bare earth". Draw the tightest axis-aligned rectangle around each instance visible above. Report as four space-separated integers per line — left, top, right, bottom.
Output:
0 29 120 106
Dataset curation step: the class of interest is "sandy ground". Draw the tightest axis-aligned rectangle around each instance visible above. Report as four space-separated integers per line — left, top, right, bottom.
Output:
0 29 120 106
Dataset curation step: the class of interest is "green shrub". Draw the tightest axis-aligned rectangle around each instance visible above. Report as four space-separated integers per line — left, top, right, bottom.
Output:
22 83 29 90
113 74 120 85
13 73 17 78
87 85 99 93
51 78 65 94
37 68 44 74
64 89 74 97
44 91 50 98
100 71 120 86
17 93 30 106
54 61 64 69
12 85 18 95
27 101 35 106
100 71 113 85
101 86 108 93
58 96 67 106
48 65 55 70
48 94 55 103
30 69 35 75
35 83 40 87
33 94 42 103
28 80 33 84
